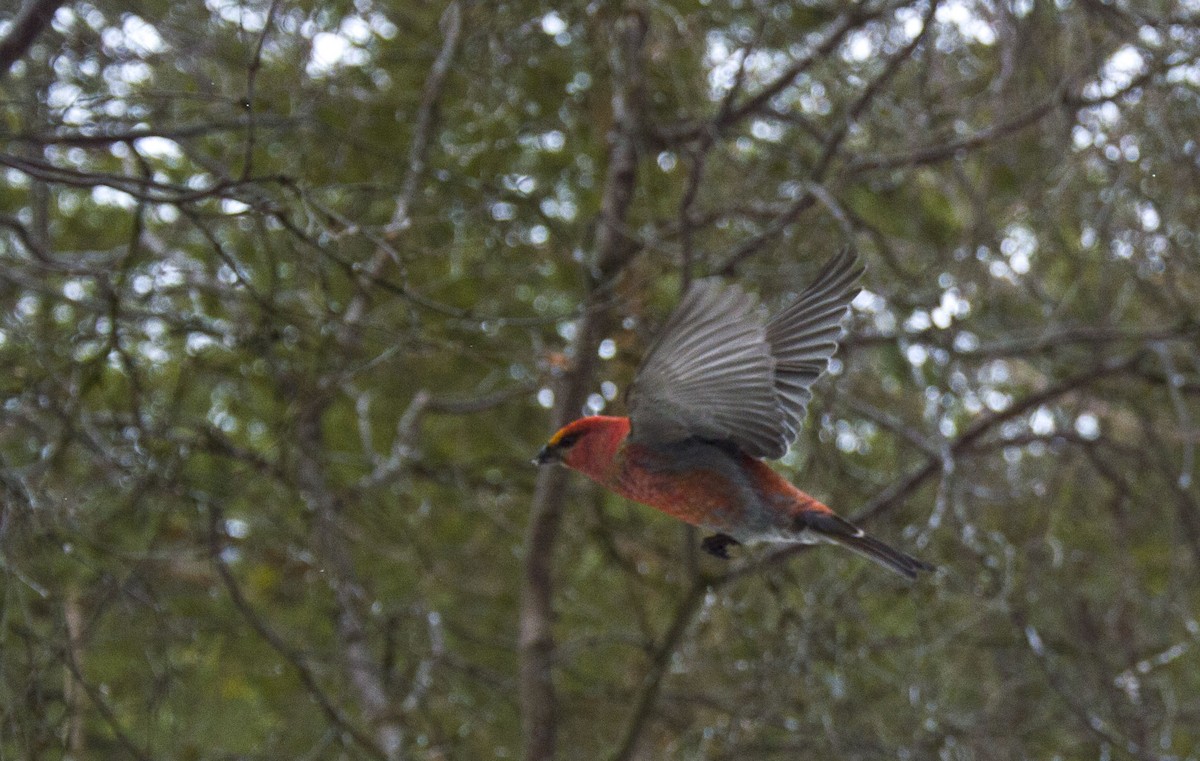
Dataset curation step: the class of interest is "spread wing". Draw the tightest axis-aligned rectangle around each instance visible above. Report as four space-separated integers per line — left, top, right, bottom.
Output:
766 248 863 443
627 249 862 459
627 280 785 457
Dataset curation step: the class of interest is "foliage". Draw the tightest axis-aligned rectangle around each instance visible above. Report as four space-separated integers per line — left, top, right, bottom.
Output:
2 1 1199 759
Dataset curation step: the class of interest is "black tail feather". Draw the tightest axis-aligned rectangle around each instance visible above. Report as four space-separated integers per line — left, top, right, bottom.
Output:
828 531 934 580
800 511 934 580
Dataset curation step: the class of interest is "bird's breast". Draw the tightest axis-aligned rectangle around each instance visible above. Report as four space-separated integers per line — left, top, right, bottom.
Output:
608 443 751 530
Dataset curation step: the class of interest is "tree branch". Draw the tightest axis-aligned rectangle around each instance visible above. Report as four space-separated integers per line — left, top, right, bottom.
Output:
607 581 708 761
295 400 406 760
206 498 388 760
340 0 464 337
385 0 465 235
239 0 281 181
59 610 154 761
854 351 1144 523
519 11 647 761
0 0 65 79
716 353 1145 584
716 0 937 276
651 9 873 148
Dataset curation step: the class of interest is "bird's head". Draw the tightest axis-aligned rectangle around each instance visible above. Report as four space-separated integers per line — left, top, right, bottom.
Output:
533 415 630 475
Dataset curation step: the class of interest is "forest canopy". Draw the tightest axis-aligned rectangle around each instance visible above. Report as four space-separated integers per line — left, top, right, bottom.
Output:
2 0 1199 759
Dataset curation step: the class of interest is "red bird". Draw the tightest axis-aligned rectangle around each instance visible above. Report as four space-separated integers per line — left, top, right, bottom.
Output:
535 251 932 579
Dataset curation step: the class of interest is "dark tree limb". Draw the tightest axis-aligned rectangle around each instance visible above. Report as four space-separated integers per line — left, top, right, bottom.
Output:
519 11 647 761
0 0 65 79
607 581 709 761
294 401 406 761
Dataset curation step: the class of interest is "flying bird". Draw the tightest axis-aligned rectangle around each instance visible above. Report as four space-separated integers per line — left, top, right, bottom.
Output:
534 250 932 579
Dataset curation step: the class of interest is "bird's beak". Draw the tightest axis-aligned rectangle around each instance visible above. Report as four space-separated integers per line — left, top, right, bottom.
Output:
532 444 559 466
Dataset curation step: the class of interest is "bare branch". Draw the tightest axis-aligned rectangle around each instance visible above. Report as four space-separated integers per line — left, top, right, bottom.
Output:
0 212 48 259
294 401 406 761
386 0 465 235
206 499 389 760
240 0 281 181
1010 609 1145 757
519 11 648 761
847 91 1064 174
607 581 708 761
0 0 66 78
846 56 1163 176
59 624 154 761
651 10 875 148
6 116 297 146
62 588 86 756
339 0 465 339
716 0 938 276
0 149 290 204
854 352 1144 523
715 353 1146 585
1153 343 1196 490
677 146 708 291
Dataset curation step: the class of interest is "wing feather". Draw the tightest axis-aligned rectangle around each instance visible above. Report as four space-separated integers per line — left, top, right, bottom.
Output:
628 280 784 456
767 248 863 440
628 250 862 458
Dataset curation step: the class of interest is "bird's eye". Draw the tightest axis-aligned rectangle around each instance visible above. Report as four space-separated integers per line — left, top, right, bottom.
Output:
557 432 582 448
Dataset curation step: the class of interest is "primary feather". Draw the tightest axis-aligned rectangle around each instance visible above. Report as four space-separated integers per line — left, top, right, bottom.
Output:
766 249 864 441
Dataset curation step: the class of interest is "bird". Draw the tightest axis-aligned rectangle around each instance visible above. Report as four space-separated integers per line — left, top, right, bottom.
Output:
534 250 933 579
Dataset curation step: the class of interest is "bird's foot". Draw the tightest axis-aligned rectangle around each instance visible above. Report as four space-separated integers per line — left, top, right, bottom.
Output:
700 533 740 560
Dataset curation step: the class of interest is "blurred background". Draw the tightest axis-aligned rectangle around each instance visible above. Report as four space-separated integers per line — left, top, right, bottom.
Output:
2 0 1198 759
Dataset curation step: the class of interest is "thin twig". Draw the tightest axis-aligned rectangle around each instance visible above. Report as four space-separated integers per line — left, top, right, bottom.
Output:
206 499 388 760
241 0 281 181
59 643 154 761
607 581 709 761
386 0 465 235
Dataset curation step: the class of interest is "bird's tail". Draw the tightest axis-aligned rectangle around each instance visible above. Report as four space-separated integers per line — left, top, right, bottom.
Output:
801 510 934 580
